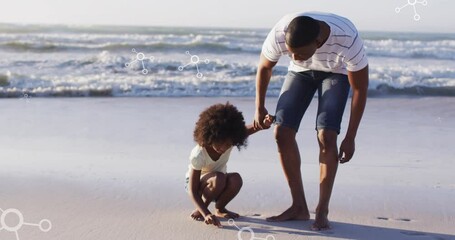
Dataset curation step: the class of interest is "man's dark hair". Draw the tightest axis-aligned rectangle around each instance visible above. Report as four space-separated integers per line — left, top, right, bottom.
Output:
285 16 320 48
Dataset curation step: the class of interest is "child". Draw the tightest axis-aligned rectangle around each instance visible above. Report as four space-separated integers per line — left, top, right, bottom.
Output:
185 102 273 227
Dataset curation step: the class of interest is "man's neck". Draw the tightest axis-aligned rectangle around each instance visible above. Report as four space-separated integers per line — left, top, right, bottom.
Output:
317 21 330 48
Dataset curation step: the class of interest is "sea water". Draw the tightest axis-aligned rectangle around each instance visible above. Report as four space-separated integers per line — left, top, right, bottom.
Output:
0 24 454 97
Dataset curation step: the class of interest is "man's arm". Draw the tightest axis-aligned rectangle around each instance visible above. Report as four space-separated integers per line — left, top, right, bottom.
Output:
254 54 277 130
339 65 369 163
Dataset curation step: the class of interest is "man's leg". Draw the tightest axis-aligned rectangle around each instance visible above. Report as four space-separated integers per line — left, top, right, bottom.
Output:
313 129 338 230
312 73 350 230
267 71 317 222
266 125 310 222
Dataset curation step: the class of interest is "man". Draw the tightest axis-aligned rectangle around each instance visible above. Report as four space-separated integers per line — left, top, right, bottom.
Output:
253 12 369 230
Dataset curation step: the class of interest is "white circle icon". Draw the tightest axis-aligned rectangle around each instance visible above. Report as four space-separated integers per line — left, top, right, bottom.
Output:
0 208 52 240
228 218 276 240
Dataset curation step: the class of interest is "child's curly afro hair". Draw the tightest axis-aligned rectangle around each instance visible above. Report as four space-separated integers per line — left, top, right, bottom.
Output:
193 102 248 149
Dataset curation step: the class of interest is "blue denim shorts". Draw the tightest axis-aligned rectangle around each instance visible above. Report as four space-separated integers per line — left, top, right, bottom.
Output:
275 70 350 134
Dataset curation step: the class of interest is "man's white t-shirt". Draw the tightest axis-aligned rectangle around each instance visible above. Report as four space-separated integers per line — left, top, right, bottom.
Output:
185 145 233 178
262 12 368 75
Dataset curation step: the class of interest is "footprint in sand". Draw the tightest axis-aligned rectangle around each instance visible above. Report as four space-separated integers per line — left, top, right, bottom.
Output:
259 225 274 230
245 213 262 217
376 217 412 222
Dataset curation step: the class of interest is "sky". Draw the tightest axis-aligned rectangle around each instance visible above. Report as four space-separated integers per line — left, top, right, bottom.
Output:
1 0 454 33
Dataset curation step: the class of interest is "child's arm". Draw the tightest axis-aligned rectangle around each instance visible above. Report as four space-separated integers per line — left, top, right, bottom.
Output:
247 114 274 135
188 168 222 227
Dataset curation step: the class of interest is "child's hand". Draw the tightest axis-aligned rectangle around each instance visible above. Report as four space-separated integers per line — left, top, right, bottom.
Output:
263 114 275 129
204 214 222 228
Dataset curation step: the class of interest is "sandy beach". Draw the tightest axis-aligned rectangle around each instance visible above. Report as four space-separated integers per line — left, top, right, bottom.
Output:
0 97 454 240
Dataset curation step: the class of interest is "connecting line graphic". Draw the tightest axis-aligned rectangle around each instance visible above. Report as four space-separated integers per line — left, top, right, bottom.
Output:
178 51 210 78
0 208 52 240
395 0 428 21
125 48 155 74
228 219 276 240
20 93 31 102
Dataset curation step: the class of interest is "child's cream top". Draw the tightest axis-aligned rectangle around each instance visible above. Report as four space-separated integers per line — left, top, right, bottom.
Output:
186 145 233 178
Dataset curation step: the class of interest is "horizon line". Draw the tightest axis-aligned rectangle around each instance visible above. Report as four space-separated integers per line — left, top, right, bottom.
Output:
0 21 453 35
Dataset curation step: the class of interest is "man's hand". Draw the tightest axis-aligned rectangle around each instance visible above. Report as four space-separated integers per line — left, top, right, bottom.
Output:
204 214 222 228
254 106 268 130
263 114 275 128
338 137 355 163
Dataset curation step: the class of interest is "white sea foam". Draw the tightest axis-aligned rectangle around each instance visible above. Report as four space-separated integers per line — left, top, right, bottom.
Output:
0 24 454 97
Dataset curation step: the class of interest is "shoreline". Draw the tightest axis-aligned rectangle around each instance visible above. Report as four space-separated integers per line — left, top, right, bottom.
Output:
1 87 455 98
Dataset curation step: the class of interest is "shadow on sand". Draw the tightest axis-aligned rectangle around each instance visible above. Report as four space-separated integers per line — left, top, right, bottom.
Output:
220 216 454 240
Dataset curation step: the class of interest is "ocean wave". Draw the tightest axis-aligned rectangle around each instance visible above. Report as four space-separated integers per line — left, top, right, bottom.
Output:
0 73 282 98
0 48 453 98
1 65 454 98
2 26 454 61
368 84 455 97
369 63 455 89
0 40 260 53
1 24 454 98
3 38 455 61
0 23 268 38
364 39 455 60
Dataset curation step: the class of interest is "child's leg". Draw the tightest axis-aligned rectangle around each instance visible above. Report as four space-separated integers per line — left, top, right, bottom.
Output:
190 172 227 220
214 172 243 219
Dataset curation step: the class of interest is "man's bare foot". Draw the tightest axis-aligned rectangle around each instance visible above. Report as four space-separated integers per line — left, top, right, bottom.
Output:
215 208 240 219
311 211 331 231
266 205 310 222
190 209 204 221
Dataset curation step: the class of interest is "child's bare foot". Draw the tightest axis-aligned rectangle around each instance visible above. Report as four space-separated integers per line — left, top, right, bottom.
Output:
266 205 310 222
190 209 204 221
215 208 240 219
311 211 331 231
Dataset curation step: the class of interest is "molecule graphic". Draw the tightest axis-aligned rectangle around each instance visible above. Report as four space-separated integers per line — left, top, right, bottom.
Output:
20 93 31 102
0 208 52 240
228 219 276 240
395 0 428 21
125 48 155 74
178 51 210 78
